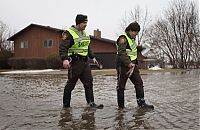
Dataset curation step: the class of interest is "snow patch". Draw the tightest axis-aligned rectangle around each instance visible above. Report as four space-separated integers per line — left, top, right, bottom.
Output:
148 65 163 70
1 69 59 74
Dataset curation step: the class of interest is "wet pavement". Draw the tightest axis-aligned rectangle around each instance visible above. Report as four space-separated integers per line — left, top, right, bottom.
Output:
0 69 199 130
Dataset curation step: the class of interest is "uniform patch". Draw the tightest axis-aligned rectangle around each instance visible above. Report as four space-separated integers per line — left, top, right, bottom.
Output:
62 32 68 40
118 37 126 44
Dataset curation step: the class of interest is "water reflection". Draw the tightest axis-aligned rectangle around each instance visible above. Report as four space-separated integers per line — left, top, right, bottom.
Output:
114 108 155 130
59 107 96 130
115 110 126 129
59 108 73 129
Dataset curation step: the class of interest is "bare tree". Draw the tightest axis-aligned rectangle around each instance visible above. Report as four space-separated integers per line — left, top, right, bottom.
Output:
0 21 13 51
145 0 199 69
119 6 152 45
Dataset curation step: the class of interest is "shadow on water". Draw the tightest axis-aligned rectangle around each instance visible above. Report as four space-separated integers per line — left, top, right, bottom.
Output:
0 69 199 129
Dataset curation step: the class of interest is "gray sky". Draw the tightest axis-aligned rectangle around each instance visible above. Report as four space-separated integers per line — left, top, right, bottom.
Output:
0 0 199 40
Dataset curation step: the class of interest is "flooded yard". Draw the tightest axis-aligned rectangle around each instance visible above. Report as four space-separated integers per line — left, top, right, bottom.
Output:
0 69 199 130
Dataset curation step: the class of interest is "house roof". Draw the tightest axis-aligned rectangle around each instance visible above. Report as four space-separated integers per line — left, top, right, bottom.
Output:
7 23 116 44
91 36 116 44
7 23 63 41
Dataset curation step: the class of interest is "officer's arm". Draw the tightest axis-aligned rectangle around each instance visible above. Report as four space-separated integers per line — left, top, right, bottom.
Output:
117 36 131 67
59 31 73 61
88 46 95 59
88 45 99 65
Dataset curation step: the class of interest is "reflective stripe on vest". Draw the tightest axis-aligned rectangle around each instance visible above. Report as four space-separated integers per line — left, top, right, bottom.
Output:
124 34 137 61
67 27 90 56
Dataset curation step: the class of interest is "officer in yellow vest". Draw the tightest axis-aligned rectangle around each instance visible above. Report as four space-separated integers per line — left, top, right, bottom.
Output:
116 22 154 109
59 14 103 109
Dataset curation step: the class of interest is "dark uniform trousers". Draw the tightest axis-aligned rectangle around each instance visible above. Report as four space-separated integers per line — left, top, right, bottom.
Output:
116 65 144 108
63 57 94 107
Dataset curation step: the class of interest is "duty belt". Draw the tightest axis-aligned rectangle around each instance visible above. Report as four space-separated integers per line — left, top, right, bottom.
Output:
71 55 88 61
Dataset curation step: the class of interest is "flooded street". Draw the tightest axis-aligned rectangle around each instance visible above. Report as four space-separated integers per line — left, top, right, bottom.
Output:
0 69 199 130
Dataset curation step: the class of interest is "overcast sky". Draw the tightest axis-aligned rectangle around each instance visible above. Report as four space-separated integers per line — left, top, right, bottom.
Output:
0 0 199 40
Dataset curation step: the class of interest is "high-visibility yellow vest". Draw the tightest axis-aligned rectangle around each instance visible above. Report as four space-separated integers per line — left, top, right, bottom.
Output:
124 34 137 61
67 27 90 56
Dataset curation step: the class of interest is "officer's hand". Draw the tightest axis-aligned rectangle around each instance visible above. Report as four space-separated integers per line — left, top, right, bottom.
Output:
93 57 99 66
63 60 71 69
128 63 135 68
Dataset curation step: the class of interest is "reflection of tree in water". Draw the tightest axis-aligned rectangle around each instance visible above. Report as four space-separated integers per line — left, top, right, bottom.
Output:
115 108 154 130
58 108 96 130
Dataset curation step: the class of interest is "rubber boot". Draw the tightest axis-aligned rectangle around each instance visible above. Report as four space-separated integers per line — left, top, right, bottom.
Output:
135 86 154 109
137 98 154 109
85 88 94 103
85 88 104 109
63 88 71 108
117 89 125 109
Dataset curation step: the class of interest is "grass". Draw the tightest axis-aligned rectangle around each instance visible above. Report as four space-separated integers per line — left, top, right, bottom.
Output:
0 69 12 72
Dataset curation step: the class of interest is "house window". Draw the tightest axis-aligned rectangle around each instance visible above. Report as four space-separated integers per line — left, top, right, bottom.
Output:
20 41 28 48
43 39 53 48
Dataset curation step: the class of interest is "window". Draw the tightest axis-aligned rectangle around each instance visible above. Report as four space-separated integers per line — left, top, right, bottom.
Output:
43 39 53 48
20 41 28 48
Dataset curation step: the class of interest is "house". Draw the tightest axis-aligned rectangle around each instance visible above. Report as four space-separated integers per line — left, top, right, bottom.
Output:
90 29 117 69
7 24 117 69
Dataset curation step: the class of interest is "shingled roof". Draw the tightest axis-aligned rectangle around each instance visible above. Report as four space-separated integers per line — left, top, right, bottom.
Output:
8 23 116 44
7 23 64 41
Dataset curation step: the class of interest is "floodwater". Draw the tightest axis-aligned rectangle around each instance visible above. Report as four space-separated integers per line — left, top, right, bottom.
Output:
0 69 199 130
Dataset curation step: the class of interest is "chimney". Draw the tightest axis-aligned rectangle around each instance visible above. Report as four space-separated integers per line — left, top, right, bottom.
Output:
94 29 101 38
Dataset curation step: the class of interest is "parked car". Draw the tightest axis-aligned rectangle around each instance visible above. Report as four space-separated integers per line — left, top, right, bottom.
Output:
89 57 103 70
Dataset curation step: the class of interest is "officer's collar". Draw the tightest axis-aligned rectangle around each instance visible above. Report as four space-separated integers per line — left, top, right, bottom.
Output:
71 26 85 36
71 25 84 32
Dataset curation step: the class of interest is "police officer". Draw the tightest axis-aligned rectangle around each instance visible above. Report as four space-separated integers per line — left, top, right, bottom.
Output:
116 22 154 109
59 14 103 109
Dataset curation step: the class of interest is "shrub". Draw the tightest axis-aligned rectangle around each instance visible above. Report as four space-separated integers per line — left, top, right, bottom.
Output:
46 53 62 69
25 58 46 69
0 50 13 69
8 57 46 69
8 58 26 69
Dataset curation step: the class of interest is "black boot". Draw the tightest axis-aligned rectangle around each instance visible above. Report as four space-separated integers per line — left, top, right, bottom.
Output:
63 85 72 108
135 86 154 109
137 98 154 109
85 88 94 104
117 89 125 109
85 88 104 109
89 102 104 109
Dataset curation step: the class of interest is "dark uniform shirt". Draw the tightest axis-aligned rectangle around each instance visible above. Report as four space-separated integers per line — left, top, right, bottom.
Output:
116 35 138 67
59 26 95 61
